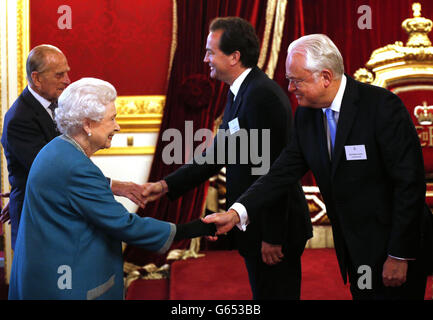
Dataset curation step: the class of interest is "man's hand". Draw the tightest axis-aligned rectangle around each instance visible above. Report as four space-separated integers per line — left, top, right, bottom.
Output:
382 256 408 287
141 180 168 205
0 193 10 224
202 209 240 235
111 180 147 208
261 241 284 265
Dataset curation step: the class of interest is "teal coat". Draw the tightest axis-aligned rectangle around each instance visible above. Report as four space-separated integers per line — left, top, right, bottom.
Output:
9 136 175 300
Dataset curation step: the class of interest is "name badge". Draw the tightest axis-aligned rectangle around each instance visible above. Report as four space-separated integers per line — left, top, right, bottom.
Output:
344 145 367 160
228 118 240 135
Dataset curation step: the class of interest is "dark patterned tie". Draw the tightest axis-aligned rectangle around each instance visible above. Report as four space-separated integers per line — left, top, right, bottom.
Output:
48 101 59 132
48 101 57 117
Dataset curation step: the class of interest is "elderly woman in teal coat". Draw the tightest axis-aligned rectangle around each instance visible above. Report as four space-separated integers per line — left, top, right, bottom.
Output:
8 77 215 300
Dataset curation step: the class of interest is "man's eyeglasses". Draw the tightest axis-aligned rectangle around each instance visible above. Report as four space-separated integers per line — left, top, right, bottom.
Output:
285 72 318 88
286 77 306 88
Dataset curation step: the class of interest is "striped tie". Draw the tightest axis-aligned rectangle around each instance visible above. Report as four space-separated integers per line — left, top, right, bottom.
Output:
48 101 59 132
48 101 58 118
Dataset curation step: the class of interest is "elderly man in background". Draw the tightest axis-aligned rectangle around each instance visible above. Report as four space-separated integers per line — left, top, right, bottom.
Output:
1 44 147 249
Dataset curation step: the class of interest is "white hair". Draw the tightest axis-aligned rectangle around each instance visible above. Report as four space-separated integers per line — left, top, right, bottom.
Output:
55 77 117 135
288 34 344 79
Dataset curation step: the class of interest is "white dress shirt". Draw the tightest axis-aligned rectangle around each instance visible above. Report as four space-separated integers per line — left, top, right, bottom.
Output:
230 68 252 99
28 85 55 119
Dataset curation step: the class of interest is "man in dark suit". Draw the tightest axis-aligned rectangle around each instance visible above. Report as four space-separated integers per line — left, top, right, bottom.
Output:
204 34 433 300
1 45 149 249
142 17 312 300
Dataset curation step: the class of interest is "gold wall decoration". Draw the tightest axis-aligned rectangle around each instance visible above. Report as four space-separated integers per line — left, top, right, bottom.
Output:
94 146 155 156
114 95 164 133
2 0 30 286
127 136 134 146
16 0 29 94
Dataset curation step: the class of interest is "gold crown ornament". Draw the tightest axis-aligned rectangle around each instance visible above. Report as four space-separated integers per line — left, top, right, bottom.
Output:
414 101 433 125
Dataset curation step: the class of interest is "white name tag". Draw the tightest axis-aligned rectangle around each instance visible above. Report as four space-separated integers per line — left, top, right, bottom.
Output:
345 145 367 160
229 118 240 135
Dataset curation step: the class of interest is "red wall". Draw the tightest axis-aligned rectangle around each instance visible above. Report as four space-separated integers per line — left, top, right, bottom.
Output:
30 0 173 96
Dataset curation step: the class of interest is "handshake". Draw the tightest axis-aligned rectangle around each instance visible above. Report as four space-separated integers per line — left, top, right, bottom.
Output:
1 179 240 237
127 179 241 237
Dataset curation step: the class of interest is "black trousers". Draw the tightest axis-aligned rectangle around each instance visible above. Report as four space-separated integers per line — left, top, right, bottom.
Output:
347 258 428 300
243 252 303 300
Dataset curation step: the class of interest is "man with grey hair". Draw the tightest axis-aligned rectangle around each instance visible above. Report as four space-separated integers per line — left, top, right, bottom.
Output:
1 44 148 249
204 34 433 300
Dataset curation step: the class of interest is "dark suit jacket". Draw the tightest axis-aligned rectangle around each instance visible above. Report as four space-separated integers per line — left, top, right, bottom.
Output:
1 87 59 248
237 75 433 282
165 67 312 257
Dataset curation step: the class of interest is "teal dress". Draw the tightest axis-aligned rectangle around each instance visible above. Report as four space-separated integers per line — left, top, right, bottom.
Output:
9 135 175 299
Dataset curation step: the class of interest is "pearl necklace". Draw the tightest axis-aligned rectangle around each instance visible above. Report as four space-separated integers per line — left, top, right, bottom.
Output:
61 134 87 156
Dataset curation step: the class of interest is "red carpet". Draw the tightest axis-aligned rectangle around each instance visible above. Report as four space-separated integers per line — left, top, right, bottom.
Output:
169 250 252 300
126 248 433 300
126 278 169 300
300 248 351 299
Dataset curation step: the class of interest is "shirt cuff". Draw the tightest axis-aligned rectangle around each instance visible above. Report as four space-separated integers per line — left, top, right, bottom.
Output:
388 255 415 261
229 202 249 231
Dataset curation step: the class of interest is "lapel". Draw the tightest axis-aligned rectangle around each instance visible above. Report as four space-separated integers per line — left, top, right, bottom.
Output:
22 87 58 139
231 66 261 120
331 75 360 178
